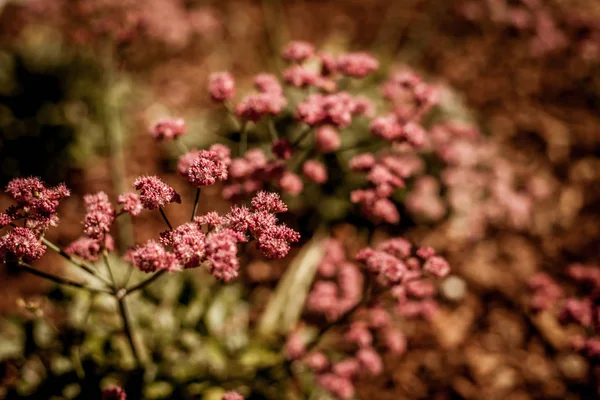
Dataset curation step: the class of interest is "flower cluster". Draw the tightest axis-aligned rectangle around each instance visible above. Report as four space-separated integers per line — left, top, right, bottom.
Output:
528 264 600 362
235 74 287 122
102 386 127 400
295 235 448 399
128 191 298 281
134 176 181 210
150 118 187 140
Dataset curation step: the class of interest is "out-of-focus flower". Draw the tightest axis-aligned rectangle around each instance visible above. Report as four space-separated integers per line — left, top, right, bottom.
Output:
150 118 186 140
117 193 143 216
209 72 236 102
282 40 315 63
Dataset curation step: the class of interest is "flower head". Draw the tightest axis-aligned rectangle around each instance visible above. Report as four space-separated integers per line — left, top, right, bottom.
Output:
282 40 315 63
83 192 115 239
302 160 328 184
209 72 236 102
315 126 341 153
251 191 287 213
160 223 206 269
222 392 244 400
134 176 181 210
150 118 186 140
6 177 70 215
283 65 318 87
254 73 283 94
204 229 242 282
187 149 229 187
117 193 143 216
0 227 46 262
236 93 287 122
65 235 114 262
128 240 179 273
337 52 379 78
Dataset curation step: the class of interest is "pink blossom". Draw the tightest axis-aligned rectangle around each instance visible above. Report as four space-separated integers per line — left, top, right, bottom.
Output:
283 65 318 87
337 262 363 302
305 352 329 372
117 193 142 216
236 93 287 122
294 92 357 128
353 96 376 117
83 192 115 239
285 331 306 360
282 40 315 63
384 328 407 355
337 52 379 78
307 281 338 313
370 115 403 141
345 322 373 347
271 138 294 160
222 392 244 400
134 176 181 210
406 279 436 298
403 122 426 147
128 240 179 273
317 373 355 400
65 235 114 262
0 213 12 227
251 191 288 213
315 126 341 153
560 298 594 327
160 223 206 269
102 386 126 400
279 172 303 195
356 347 383 376
368 306 391 329
208 72 235 102
332 358 360 379
349 153 376 172
0 227 46 262
371 198 400 224
377 238 412 259
423 256 451 278
150 118 186 140
204 229 241 282
416 246 436 259
255 222 300 259
194 212 223 228
302 160 328 184
177 150 201 178
6 177 70 215
187 149 229 186
254 73 283 94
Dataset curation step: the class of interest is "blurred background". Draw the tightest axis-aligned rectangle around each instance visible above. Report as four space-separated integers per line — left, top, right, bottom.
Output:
1 0 600 399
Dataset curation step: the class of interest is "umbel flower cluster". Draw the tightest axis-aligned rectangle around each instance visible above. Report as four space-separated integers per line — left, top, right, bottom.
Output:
0 41 459 399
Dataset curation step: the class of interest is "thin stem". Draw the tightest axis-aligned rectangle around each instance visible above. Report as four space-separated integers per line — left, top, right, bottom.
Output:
190 188 201 222
125 269 167 296
17 262 111 294
159 207 173 230
239 121 249 154
41 237 112 286
102 252 118 290
268 118 279 141
291 126 312 147
118 296 142 366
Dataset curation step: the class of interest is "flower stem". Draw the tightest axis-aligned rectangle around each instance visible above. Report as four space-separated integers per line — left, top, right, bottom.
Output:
118 295 142 366
190 188 201 222
125 269 167 296
240 121 249 154
291 126 312 147
17 262 111 294
268 118 279 141
41 237 112 287
159 207 173 230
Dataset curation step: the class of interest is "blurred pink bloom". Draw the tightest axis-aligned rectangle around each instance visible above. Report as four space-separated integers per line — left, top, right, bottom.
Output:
150 118 186 140
315 126 341 153
117 193 143 216
302 160 328 184
337 52 379 78
282 40 315 63
209 72 236 102
102 386 126 400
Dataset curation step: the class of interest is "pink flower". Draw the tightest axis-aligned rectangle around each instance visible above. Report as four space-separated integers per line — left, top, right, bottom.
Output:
416 246 436 259
285 331 306 360
195 212 223 228
0 213 12 227
83 192 115 239
377 238 412 259
160 223 206 269
150 118 186 140
370 115 403 141
423 256 450 278
318 52 338 76
337 52 379 78
345 322 373 347
208 72 236 102
332 358 360 379
117 193 142 216
279 172 303 195
128 240 179 273
134 176 181 210
304 352 329 372
282 40 315 63
302 160 328 184
349 153 376 172
384 328 407 354
295 92 357 128
317 373 355 400
251 191 288 213
102 386 126 400
356 347 383 376
177 150 201 178
254 73 283 94
283 65 318 87
403 122 426 147
65 235 114 262
271 138 294 160
307 281 338 313
204 229 241 282
6 177 70 215
187 149 229 186
315 126 341 153
222 392 244 400
236 93 287 122
255 223 300 259
0 227 46 262
371 198 400 224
